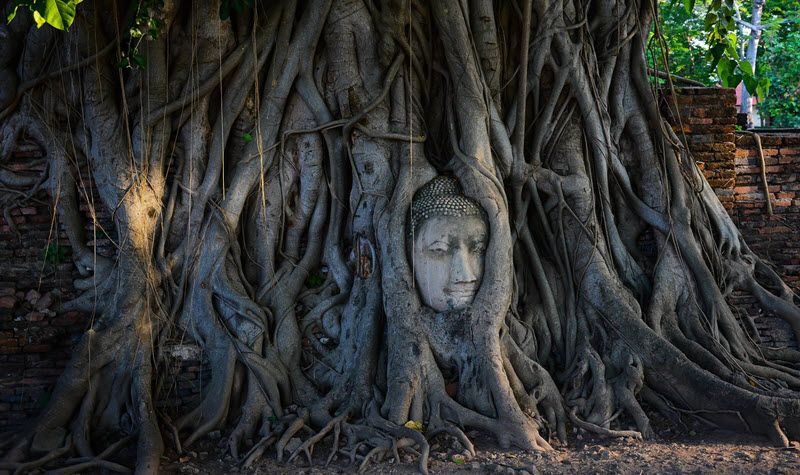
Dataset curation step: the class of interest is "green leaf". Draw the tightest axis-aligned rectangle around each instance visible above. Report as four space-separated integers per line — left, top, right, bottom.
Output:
707 43 726 69
756 77 771 99
41 0 79 30
32 10 46 27
242 132 253 143
148 17 161 37
729 73 742 88
6 1 25 23
13 0 80 30
716 56 741 87
739 60 754 76
704 12 717 29
743 75 758 96
305 273 324 288
739 61 758 95
219 0 231 20
725 32 738 57
683 0 696 14
132 51 146 69
716 56 732 83
44 243 71 265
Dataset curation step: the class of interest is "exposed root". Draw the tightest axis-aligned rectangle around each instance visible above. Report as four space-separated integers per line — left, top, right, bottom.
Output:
0 435 73 475
4 1 800 474
276 412 310 462
287 413 349 465
568 408 643 440
51 436 135 475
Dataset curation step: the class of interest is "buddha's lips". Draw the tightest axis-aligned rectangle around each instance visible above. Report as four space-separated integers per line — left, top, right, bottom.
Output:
445 286 478 298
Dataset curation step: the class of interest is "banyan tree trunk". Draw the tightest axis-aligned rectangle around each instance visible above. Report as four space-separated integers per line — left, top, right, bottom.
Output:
1 0 799 474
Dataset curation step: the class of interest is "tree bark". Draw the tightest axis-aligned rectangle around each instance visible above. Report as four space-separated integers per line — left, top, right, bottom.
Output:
1 0 799 473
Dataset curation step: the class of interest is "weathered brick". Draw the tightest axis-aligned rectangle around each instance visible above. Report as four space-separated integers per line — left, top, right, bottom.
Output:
0 296 16 309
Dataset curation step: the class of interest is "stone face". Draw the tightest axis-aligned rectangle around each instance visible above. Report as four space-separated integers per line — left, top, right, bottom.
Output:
413 214 488 313
410 177 489 313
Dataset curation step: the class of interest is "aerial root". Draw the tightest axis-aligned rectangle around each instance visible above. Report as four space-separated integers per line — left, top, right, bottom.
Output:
356 437 417 473
613 385 654 439
427 422 476 458
239 416 305 468
240 432 279 468
287 412 348 465
0 435 73 475
764 417 790 448
336 422 426 475
272 406 437 474
567 408 643 440
228 384 271 459
160 413 183 455
50 435 135 475
276 411 311 462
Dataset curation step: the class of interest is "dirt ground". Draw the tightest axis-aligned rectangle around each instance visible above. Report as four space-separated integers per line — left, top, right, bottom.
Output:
162 420 800 475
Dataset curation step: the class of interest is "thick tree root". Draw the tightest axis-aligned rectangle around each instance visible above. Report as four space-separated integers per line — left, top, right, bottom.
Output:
3 0 800 474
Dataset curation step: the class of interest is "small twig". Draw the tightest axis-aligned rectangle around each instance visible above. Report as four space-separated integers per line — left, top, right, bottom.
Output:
647 68 705 87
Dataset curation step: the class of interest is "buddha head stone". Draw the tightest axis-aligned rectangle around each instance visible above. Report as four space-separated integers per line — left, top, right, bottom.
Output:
409 176 488 312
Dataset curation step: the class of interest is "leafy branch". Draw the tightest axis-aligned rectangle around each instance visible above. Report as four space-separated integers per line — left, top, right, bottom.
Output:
7 0 82 30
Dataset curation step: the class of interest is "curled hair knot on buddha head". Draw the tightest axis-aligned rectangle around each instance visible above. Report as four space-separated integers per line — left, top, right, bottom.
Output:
408 176 485 239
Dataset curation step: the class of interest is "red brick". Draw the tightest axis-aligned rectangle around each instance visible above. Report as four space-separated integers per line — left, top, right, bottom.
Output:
22 345 51 353
736 186 762 194
0 296 16 309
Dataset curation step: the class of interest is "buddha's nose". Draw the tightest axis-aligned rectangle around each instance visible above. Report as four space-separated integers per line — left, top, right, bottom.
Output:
451 247 478 284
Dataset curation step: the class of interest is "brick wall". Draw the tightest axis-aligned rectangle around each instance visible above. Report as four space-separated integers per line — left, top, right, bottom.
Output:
0 142 88 429
0 143 208 429
662 87 799 348
661 87 738 210
730 132 800 347
732 132 800 290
